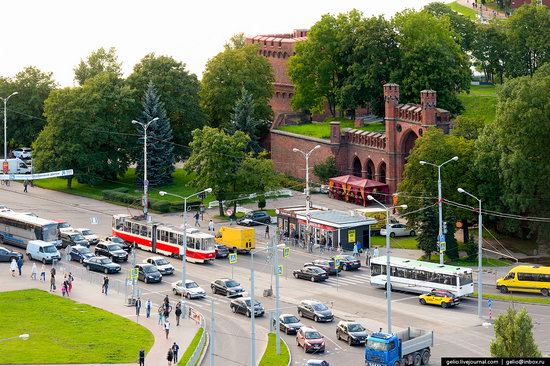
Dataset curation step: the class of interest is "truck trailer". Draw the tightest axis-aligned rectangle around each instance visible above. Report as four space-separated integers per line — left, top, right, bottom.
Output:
365 327 433 366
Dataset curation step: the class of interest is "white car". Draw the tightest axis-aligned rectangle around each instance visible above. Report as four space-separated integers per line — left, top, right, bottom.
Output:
145 256 174 275
13 147 32 159
172 280 207 299
75 228 99 245
380 223 416 237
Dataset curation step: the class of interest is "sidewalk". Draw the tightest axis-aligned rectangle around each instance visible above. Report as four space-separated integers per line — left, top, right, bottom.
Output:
0 266 199 366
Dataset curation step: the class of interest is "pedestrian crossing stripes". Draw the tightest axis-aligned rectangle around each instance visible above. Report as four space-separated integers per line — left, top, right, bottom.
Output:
324 273 371 287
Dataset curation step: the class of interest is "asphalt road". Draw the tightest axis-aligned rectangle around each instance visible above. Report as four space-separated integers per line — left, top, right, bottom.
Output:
1 184 550 365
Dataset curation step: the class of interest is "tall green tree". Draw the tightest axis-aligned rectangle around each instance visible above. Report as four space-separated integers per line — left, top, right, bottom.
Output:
424 2 477 52
0 66 57 149
391 10 471 114
74 47 122 85
416 199 438 260
236 152 282 212
200 41 273 129
226 88 267 152
313 156 339 184
134 82 175 187
127 53 204 158
471 21 508 84
451 116 486 140
444 210 459 260
490 307 542 357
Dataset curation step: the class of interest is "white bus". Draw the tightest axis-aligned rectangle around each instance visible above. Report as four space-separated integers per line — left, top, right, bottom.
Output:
0 211 59 249
370 256 474 297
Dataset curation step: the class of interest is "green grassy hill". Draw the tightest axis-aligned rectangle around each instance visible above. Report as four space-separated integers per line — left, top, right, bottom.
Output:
458 84 498 123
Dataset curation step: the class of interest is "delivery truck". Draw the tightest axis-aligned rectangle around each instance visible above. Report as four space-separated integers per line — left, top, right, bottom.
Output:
355 208 398 234
215 226 255 253
1 158 31 174
365 327 433 366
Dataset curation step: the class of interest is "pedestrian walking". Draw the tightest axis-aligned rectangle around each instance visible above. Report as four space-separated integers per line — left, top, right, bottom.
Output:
102 276 109 295
65 244 72 262
62 276 69 297
23 180 28 193
373 246 380 258
194 211 200 227
171 342 179 363
135 297 142 317
31 263 37 280
328 236 333 251
175 302 182 326
164 319 171 339
138 348 145 366
50 273 56 292
166 348 174 366
67 272 73 293
353 243 359 257
10 258 17 277
366 248 372 266
40 264 46 281
145 298 152 318
265 225 270 238
208 219 214 232
159 309 165 325
16 257 23 276
320 236 326 253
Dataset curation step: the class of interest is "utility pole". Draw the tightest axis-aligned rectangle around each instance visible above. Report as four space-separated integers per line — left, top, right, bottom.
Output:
274 232 281 355
210 297 215 366
1 92 18 167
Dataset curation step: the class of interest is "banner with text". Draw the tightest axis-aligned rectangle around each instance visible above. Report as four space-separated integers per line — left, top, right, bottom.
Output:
0 169 74 181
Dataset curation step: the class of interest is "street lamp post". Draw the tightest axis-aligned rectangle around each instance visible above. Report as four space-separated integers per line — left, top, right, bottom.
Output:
367 195 407 334
419 156 458 265
132 117 159 221
1 92 18 164
292 145 320 250
458 188 483 319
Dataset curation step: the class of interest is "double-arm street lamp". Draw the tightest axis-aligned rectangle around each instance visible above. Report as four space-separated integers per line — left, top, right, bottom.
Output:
1 92 18 164
159 188 212 303
458 188 483 319
367 194 407 334
419 156 459 265
132 117 159 221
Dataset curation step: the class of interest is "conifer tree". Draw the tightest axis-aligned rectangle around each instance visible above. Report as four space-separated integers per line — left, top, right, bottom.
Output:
416 199 438 260
135 82 175 187
226 88 266 152
490 307 541 357
445 210 459 260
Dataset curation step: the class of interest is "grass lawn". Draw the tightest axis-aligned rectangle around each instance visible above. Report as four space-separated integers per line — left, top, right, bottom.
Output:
35 168 213 205
458 93 497 123
370 235 419 250
178 327 204 366
278 120 385 139
472 292 550 305
468 84 498 96
447 1 478 19
0 289 153 364
259 333 290 366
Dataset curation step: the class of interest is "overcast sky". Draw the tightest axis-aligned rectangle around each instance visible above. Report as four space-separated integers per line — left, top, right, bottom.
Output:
2 0 436 86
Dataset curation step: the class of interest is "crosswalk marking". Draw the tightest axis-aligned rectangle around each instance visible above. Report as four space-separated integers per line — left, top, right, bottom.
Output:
322 273 371 288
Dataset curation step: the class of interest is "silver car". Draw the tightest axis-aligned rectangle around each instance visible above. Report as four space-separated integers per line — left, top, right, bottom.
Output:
172 280 206 299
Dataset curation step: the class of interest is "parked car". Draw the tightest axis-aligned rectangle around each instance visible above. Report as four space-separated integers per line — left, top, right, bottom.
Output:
83 256 121 274
145 256 174 275
69 245 95 263
293 266 328 282
54 219 73 234
135 263 162 283
211 278 245 297
380 223 416 237
105 236 132 253
336 321 368 345
75 228 99 245
419 290 460 308
304 259 340 275
331 255 361 271
60 231 89 248
297 327 325 353
13 147 32 159
237 211 271 226
172 280 207 299
230 297 265 317
297 300 334 322
306 360 330 366
214 244 229 258
0 246 23 262
273 314 303 335
26 240 60 264
95 242 128 262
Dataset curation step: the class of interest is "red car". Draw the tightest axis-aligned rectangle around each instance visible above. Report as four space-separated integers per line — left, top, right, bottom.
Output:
297 327 325 353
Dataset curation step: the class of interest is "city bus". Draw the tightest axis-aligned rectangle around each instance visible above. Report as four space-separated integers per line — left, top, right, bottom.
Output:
112 214 216 263
0 211 59 249
497 265 550 297
369 256 474 297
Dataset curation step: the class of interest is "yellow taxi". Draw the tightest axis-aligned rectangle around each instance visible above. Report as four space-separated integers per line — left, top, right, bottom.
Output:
419 290 460 308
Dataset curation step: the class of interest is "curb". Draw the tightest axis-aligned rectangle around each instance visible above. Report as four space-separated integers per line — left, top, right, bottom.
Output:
195 332 209 366
281 337 292 366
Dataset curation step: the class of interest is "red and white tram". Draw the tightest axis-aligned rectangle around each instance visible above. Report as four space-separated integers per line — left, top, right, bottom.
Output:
112 214 216 263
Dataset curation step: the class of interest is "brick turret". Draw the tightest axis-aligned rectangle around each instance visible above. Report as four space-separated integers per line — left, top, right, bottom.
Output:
384 84 399 119
420 90 437 126
330 121 341 144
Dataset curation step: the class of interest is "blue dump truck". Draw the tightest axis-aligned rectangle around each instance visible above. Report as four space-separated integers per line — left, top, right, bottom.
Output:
365 327 433 366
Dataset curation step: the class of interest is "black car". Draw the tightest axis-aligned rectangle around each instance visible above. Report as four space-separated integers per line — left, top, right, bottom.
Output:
336 321 368 345
230 297 265 317
136 264 162 283
0 246 23 262
83 256 121 274
69 245 95 263
60 231 89 248
214 244 229 258
105 236 133 253
211 278 245 297
297 300 334 322
304 260 340 275
237 211 271 226
95 242 128 262
293 266 328 282
332 255 361 271
273 314 303 334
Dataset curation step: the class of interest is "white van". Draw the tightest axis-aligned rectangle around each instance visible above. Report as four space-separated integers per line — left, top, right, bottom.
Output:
26 240 61 264
3 158 31 174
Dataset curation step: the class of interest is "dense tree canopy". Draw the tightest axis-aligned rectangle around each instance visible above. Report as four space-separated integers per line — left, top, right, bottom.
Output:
424 2 477 51
226 88 267 152
74 47 122 85
490 307 541 357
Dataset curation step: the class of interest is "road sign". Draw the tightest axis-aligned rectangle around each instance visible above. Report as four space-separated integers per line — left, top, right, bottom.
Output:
439 234 446 243
2 161 7 174
283 247 290 258
130 268 138 279
335 258 341 268
90 217 98 225
487 299 493 307
226 208 234 217
228 253 237 265
276 265 284 276
439 241 446 253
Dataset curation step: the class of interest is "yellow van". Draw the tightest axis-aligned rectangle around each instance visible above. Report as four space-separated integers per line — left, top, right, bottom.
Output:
215 226 255 253
496 265 550 296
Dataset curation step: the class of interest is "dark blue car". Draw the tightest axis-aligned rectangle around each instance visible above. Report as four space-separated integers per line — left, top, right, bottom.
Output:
70 245 95 263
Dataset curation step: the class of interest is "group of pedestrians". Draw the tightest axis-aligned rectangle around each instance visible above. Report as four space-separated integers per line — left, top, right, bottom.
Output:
166 342 179 365
9 257 24 277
